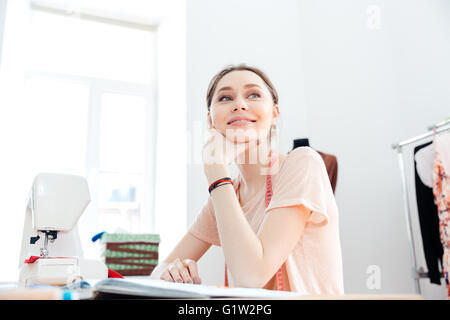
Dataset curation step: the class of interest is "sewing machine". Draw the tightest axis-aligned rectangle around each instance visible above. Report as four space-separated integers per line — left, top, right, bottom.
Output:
18 173 108 287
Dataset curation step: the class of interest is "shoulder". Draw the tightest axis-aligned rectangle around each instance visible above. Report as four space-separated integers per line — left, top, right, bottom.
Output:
270 147 329 187
283 147 324 168
269 147 325 183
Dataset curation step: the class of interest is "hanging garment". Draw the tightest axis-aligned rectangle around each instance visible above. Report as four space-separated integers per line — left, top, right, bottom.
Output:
415 143 435 188
432 132 450 299
414 142 443 285
292 138 338 194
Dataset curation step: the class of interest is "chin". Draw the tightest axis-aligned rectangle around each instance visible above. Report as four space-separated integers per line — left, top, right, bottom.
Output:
225 134 255 144
225 129 260 143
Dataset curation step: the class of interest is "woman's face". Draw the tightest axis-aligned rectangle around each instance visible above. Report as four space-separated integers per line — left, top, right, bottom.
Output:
208 70 279 144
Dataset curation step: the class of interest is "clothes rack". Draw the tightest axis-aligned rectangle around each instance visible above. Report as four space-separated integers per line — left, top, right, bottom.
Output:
391 119 449 296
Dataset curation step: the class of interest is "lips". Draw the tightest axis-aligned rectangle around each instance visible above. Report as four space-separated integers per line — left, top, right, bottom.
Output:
227 117 257 125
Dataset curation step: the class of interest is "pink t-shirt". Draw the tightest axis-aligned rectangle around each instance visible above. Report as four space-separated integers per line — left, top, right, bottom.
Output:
188 147 345 294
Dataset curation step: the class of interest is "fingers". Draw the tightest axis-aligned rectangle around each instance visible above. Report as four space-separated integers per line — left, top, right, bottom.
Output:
175 259 194 284
160 269 174 282
161 258 201 285
208 127 222 136
183 259 202 285
168 259 184 283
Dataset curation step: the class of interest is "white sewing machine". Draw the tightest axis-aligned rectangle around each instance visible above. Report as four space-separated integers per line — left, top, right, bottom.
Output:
18 173 108 287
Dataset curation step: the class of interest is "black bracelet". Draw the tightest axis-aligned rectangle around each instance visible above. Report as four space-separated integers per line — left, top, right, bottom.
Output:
208 177 233 194
209 181 232 194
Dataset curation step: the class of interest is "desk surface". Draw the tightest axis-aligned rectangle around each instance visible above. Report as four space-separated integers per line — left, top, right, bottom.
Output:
0 280 423 300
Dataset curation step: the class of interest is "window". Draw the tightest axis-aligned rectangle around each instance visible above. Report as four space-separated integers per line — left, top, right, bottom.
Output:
25 6 158 235
97 93 148 233
27 8 156 84
23 75 89 176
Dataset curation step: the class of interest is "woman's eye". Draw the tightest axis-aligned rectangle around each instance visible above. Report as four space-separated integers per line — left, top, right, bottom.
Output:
218 92 259 101
218 95 232 102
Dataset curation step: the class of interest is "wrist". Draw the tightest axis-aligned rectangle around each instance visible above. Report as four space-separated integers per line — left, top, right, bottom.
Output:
204 164 230 185
208 177 233 194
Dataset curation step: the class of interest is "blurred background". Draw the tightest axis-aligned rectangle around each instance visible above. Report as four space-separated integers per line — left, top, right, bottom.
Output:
0 0 449 299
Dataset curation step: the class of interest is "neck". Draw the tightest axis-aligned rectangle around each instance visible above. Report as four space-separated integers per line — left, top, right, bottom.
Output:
235 142 276 195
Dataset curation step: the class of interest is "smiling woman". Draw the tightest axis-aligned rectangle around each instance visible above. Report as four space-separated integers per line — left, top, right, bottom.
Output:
151 64 344 295
205 65 280 150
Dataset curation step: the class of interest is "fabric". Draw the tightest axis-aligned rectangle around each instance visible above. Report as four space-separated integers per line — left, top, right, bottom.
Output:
414 142 443 285
415 143 435 188
316 151 338 194
188 147 344 294
24 256 75 263
432 133 450 299
108 269 124 278
24 256 44 264
292 139 338 194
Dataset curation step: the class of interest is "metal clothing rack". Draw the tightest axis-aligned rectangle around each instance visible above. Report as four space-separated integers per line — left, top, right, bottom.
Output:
391 118 449 296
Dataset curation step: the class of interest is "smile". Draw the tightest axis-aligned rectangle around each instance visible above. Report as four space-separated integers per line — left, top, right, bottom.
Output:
227 119 257 126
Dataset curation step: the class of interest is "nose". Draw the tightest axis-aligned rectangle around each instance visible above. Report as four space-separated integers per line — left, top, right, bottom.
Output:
233 98 248 111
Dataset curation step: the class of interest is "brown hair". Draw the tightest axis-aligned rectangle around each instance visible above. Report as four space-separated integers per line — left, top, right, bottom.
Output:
206 64 279 111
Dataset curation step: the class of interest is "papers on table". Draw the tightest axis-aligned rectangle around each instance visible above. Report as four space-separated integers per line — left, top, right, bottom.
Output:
93 278 306 299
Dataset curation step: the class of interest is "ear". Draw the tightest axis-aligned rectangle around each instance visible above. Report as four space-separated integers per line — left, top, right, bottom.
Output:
207 113 213 129
272 104 280 126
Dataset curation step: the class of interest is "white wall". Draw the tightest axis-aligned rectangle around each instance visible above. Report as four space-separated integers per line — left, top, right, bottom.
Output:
0 0 7 69
298 0 449 299
186 0 450 298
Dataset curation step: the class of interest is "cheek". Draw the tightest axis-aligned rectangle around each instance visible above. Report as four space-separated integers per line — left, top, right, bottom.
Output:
210 109 227 131
252 105 273 128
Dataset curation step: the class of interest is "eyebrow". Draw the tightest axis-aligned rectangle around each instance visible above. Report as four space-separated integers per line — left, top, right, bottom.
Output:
217 83 262 93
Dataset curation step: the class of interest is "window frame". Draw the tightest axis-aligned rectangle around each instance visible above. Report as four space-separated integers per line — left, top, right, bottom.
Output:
24 67 158 234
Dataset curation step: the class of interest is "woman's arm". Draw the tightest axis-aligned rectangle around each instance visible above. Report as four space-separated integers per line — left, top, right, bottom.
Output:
210 182 311 288
150 232 211 284
163 232 211 263
202 129 311 287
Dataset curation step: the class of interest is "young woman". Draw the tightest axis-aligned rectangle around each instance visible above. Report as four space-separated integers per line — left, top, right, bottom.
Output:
150 65 344 294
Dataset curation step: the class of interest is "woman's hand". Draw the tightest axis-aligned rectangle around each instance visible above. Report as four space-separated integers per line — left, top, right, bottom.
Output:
202 128 250 184
150 258 202 284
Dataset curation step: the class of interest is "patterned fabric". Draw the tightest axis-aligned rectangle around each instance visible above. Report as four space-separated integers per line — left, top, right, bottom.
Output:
100 233 160 243
432 148 450 299
100 233 160 276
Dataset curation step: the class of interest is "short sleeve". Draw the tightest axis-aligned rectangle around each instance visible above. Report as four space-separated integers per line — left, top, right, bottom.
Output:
188 196 221 246
265 147 332 226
